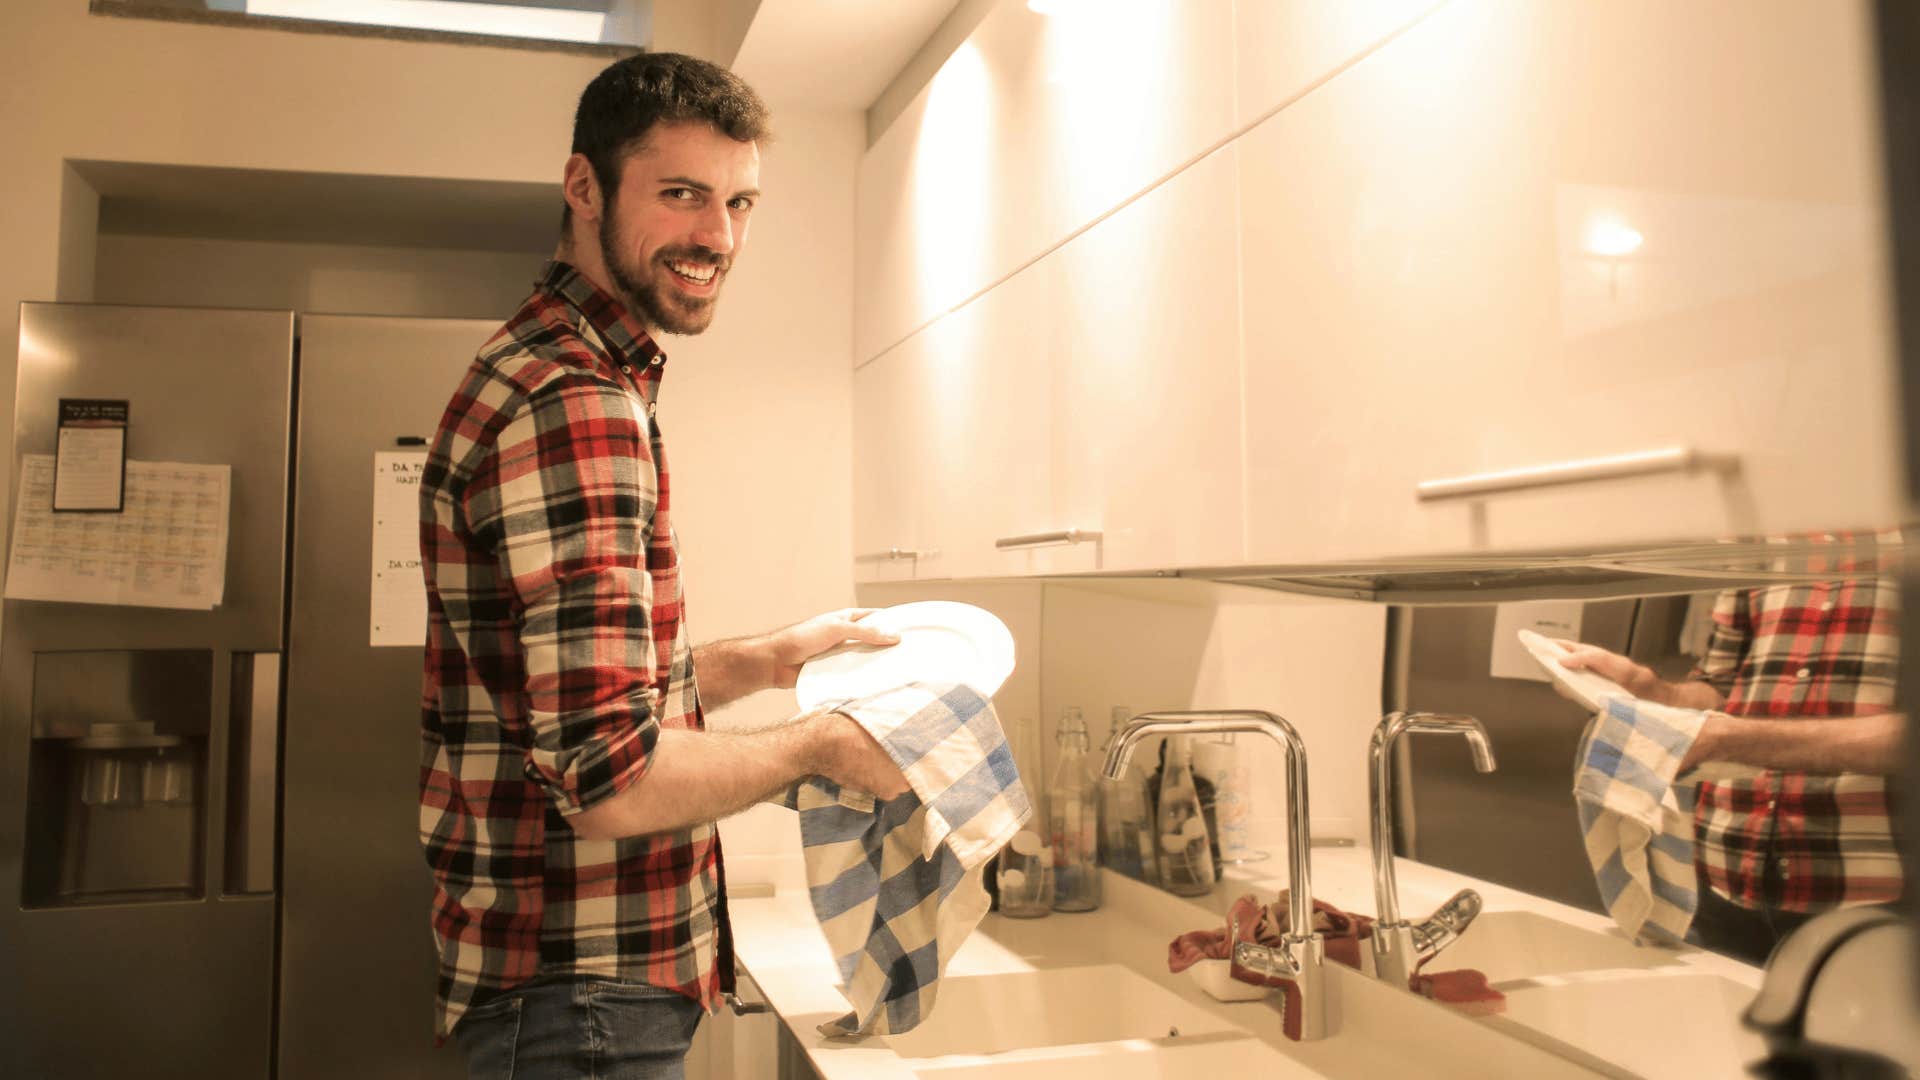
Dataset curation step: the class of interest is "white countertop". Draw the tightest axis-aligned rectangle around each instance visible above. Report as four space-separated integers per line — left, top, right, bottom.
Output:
728 846 1765 1079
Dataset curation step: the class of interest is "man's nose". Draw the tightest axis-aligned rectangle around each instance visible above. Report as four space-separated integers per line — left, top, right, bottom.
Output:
690 202 735 255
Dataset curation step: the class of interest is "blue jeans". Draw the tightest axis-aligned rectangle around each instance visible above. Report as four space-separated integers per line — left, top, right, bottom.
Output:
453 975 706 1080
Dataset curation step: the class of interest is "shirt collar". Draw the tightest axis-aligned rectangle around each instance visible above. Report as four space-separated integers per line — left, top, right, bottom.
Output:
535 259 668 396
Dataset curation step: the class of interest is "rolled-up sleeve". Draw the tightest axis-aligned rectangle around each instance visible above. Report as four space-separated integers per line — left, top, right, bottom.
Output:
1692 588 1751 701
468 374 661 816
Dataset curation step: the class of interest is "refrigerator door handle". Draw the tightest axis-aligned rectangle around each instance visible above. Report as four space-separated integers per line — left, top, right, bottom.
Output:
226 652 281 896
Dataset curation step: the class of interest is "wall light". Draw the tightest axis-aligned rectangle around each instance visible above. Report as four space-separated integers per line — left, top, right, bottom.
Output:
1584 220 1645 258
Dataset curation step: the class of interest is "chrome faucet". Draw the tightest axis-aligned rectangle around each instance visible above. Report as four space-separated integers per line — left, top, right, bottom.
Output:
1103 710 1327 1041
1368 711 1497 989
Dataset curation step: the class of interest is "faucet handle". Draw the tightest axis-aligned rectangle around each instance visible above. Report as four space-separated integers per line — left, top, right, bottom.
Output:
1227 909 1300 986
1411 889 1483 964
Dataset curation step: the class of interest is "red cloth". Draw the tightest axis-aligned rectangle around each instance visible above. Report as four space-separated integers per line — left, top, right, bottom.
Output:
1167 890 1375 975
1169 889 1505 1022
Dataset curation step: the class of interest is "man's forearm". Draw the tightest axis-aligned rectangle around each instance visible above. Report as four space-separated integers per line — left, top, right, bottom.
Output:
692 635 773 710
1688 711 1905 776
569 718 821 841
1660 677 1727 711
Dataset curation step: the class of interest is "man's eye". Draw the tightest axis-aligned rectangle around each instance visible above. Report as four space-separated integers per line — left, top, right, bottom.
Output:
664 188 696 201
728 197 754 212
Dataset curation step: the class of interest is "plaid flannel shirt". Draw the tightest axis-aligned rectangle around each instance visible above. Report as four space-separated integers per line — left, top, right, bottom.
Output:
1691 577 1903 912
418 261 727 1041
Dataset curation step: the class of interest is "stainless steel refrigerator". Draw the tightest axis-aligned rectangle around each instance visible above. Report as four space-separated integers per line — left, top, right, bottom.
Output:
1 302 493 1079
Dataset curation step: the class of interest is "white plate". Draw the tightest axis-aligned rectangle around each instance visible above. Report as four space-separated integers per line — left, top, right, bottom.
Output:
1516 628 1633 712
794 601 1015 710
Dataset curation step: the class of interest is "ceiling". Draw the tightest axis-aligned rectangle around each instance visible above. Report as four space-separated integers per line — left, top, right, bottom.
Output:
731 0 965 109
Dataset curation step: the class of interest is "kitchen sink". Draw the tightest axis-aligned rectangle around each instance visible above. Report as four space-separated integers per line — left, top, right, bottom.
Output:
878 963 1242 1061
911 1033 1302 1079
1436 909 1684 980
1488 970 1765 1080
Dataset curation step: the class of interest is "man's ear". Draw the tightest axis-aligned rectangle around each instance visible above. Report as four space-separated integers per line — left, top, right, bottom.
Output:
562 153 603 224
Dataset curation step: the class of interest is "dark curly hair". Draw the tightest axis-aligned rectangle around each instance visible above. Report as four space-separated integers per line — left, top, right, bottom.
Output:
562 51 772 232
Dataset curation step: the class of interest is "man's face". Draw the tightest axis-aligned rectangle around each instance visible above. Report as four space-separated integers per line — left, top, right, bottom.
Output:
598 121 761 336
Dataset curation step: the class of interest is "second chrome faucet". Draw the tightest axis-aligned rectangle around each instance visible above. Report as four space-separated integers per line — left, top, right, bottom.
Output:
1103 709 1328 1041
1368 711 1498 989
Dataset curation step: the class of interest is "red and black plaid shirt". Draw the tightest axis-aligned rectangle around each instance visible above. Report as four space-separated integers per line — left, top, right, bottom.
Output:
418 261 726 1040
1692 576 1903 912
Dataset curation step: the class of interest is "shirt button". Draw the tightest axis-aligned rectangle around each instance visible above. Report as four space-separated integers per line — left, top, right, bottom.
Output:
1796 667 1811 679
1767 799 1778 811
651 354 665 366
1820 601 1834 612
621 365 632 374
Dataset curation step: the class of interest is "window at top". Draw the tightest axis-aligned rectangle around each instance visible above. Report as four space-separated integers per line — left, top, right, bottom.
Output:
106 0 649 50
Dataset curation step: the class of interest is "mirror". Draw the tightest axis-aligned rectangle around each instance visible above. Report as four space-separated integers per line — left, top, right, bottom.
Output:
1390 528 1907 968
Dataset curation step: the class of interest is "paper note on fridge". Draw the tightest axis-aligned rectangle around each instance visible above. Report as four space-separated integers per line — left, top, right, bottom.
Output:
1488 599 1585 682
369 451 427 647
4 454 231 610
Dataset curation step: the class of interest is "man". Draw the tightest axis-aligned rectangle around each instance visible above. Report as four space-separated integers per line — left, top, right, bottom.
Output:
418 53 908 1078
1558 575 1904 965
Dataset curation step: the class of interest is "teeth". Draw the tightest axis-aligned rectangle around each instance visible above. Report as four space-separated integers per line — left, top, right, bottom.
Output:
669 260 716 284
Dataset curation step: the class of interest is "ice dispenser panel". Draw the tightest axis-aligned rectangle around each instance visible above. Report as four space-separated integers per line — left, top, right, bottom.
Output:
21 649 212 906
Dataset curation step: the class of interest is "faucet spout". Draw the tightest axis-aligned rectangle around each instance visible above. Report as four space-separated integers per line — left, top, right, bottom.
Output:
1107 709 1327 1040
1368 711 1496 988
1106 710 1313 939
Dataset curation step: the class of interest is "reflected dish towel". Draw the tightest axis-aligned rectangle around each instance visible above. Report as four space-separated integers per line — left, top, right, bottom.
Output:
779 681 1030 1038
1573 696 1706 945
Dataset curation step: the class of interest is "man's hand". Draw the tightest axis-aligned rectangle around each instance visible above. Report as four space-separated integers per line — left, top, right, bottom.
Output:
1552 640 1726 711
763 608 900 689
813 711 910 800
693 609 902 709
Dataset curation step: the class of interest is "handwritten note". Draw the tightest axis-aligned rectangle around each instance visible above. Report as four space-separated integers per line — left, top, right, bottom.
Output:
370 452 427 647
4 454 230 610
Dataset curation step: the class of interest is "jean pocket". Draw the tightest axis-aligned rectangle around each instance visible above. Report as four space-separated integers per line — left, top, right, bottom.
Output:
585 983 703 1061
453 996 523 1079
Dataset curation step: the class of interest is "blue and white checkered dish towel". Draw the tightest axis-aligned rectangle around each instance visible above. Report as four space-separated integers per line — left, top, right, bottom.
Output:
779 681 1030 1038
1573 696 1708 945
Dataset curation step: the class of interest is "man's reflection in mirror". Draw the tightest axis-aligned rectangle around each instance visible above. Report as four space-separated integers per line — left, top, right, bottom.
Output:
1559 532 1904 965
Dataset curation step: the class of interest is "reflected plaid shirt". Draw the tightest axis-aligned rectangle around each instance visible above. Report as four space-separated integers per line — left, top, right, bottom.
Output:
1691 577 1903 912
418 261 727 1041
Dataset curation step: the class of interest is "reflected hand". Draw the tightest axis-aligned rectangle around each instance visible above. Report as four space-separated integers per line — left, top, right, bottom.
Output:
1552 640 1671 705
765 608 900 688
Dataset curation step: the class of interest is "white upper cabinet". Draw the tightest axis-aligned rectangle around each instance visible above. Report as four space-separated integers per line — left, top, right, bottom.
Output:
1237 0 1901 563
853 0 1238 367
855 138 1246 581
1051 143 1246 573
854 1 1449 371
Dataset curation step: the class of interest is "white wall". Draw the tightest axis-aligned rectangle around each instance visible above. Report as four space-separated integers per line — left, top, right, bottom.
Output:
1037 582 1386 859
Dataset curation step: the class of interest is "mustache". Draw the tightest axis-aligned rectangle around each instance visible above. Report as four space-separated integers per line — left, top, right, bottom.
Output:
657 246 730 272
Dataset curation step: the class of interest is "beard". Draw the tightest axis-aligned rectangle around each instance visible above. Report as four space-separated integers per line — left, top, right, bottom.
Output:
600 202 730 336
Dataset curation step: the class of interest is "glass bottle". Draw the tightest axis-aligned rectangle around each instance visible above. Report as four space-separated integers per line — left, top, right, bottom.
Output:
1048 707 1101 911
1098 706 1158 884
1155 735 1216 896
995 828 1053 918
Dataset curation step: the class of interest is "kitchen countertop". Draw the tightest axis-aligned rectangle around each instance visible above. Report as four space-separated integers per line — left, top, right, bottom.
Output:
728 845 1765 1079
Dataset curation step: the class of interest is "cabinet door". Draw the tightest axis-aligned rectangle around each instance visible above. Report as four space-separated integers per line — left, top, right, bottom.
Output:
1054 142 1246 572
1239 0 1901 564
852 349 933 583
